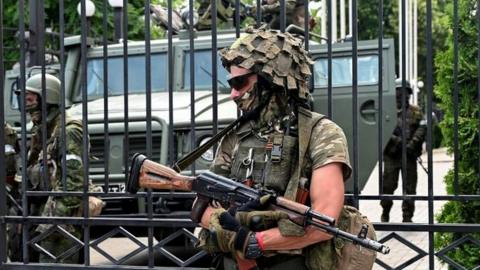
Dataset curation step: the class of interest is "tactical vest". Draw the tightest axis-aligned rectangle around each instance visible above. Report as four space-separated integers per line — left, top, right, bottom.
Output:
229 107 325 201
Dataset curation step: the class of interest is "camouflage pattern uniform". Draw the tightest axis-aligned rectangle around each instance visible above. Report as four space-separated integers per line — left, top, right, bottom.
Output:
254 0 305 29
28 109 85 263
380 88 426 222
4 122 22 261
18 74 86 263
196 0 234 30
198 28 353 270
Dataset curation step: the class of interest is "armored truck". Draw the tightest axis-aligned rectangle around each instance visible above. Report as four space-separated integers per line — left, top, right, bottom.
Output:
3 31 396 232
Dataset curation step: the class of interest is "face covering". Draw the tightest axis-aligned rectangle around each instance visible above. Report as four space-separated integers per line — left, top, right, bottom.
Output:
234 83 261 113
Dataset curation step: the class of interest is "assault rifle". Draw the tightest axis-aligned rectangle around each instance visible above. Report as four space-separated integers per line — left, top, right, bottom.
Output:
127 153 390 254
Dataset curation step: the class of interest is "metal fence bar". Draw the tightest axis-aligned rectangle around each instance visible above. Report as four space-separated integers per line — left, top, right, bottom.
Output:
143 0 154 268
167 0 174 165
211 0 218 138
0 0 6 263
234 0 240 38
79 0 91 265
327 0 332 118
102 0 111 194
351 0 359 208
39 0 49 211
59 0 67 194
304 0 309 50
17 0 30 263
426 0 435 267
122 0 130 183
280 0 285 32
189 0 196 175
400 0 408 199
256 0 262 27
377 0 384 200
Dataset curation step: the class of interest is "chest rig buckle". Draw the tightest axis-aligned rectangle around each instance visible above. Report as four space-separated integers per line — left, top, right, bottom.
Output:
270 134 284 163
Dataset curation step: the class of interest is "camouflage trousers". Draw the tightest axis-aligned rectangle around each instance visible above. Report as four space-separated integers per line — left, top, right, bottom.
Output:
380 155 418 220
38 229 82 263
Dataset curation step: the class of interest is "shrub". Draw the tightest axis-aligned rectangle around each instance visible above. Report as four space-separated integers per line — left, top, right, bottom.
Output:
434 0 480 268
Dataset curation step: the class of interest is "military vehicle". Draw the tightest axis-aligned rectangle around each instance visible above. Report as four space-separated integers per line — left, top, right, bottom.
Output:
2 31 396 240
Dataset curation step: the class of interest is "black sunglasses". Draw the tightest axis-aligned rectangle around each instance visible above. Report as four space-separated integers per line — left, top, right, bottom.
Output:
227 72 254 90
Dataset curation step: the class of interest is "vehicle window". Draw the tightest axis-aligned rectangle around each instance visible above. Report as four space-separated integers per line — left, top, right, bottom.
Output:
83 53 167 100
183 50 230 90
314 55 379 87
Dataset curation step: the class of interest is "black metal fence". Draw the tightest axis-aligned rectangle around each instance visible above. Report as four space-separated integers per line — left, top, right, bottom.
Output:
1 0 479 269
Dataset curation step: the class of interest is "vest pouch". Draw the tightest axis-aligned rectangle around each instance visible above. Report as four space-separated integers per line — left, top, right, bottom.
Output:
334 206 377 270
264 135 298 193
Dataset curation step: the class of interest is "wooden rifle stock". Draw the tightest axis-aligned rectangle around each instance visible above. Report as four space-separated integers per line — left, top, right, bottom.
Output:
127 153 208 223
127 153 194 194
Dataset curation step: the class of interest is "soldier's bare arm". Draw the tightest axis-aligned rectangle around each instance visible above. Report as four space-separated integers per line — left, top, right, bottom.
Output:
259 162 344 250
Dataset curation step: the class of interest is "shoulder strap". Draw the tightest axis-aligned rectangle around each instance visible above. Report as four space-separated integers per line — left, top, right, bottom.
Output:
283 107 326 200
172 116 243 172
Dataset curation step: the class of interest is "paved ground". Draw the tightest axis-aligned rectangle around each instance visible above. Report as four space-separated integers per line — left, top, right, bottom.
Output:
90 148 454 269
359 148 452 270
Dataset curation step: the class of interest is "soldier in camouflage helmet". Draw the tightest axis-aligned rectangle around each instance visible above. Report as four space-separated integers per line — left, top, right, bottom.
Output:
15 73 91 263
193 28 373 270
380 82 427 223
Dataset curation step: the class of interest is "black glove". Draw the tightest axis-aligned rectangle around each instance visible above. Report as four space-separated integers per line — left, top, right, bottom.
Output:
209 209 264 259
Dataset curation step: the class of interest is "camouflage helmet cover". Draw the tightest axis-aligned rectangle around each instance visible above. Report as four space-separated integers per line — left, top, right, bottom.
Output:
22 73 61 105
219 27 314 99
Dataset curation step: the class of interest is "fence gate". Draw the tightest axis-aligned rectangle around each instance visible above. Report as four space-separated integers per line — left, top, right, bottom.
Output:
1 0 479 269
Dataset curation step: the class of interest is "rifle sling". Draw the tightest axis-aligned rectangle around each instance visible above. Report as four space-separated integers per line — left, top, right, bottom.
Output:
172 117 243 172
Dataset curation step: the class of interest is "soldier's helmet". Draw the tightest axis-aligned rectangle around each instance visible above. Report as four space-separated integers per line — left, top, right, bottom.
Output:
395 78 413 94
219 27 314 100
20 73 61 105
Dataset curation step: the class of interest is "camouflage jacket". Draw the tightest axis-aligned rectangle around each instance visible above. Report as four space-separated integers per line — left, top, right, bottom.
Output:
384 104 426 159
27 108 85 232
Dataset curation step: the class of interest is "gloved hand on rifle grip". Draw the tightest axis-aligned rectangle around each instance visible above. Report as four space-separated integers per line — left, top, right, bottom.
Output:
209 208 264 259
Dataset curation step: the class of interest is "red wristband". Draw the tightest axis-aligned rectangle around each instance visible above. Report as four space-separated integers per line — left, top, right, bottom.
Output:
255 232 265 251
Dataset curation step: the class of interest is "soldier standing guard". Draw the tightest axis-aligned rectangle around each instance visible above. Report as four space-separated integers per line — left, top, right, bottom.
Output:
15 73 96 263
380 82 427 223
193 28 377 270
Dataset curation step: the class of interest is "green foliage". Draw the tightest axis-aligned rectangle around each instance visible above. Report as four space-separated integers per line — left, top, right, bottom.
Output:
434 0 480 268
